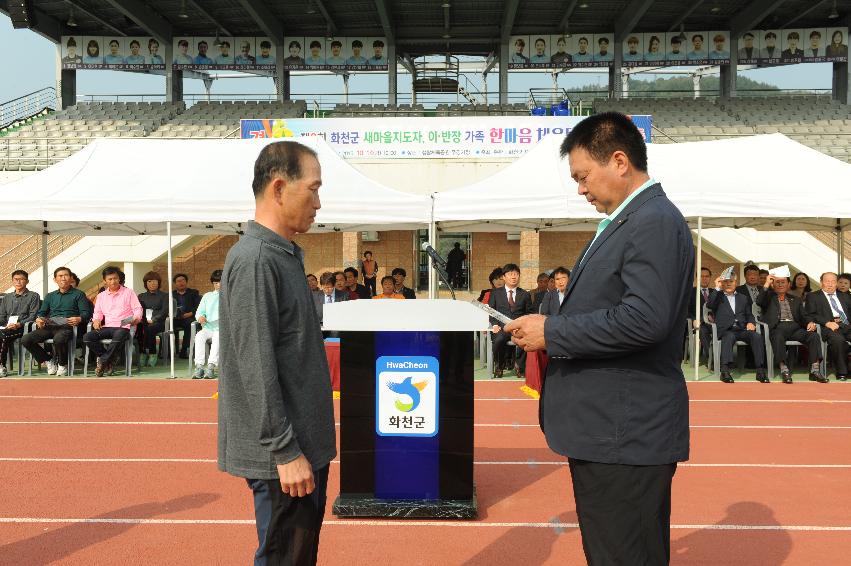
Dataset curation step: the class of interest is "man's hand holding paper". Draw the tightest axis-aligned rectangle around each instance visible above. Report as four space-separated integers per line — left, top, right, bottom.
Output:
504 314 547 352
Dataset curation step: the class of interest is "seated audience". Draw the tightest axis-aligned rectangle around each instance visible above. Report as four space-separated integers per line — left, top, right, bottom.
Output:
757 274 824 383
477 268 504 304
707 271 767 383
22 266 91 376
539 267 569 316
344 267 371 299
0 270 40 377
373 276 404 299
306 273 319 292
531 272 550 313
391 268 416 299
488 263 533 378
838 273 851 296
137 271 170 367
789 271 812 303
689 267 716 362
805 272 851 381
737 264 763 318
192 270 221 380
84 266 142 377
758 269 769 288
172 273 201 359
333 271 348 294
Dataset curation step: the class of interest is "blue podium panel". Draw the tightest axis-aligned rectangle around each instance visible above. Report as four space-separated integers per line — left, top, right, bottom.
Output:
335 330 475 518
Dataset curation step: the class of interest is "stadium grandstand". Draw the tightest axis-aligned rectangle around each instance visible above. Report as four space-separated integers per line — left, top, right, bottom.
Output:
3 2 851 565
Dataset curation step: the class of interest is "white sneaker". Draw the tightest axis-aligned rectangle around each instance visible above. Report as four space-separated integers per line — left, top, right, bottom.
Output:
46 360 57 375
0 365 7 377
55 365 67 376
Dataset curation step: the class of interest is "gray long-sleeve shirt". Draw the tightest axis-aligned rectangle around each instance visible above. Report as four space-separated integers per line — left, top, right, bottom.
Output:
217 221 336 480
0 289 40 327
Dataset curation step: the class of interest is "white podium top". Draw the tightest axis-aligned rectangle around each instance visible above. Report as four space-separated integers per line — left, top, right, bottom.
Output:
322 299 489 331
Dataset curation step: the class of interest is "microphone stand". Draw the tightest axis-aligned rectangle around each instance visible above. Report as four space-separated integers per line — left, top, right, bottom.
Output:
429 256 456 300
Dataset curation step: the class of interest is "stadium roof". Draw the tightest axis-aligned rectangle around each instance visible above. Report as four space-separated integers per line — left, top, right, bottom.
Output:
3 1 851 58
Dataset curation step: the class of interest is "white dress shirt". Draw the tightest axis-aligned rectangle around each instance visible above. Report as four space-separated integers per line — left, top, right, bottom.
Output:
823 291 847 319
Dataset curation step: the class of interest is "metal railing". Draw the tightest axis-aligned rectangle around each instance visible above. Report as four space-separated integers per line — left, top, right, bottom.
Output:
1 87 56 130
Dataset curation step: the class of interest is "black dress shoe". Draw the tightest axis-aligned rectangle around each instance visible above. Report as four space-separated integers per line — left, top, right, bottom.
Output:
809 371 829 383
720 372 734 383
837 374 848 381
780 368 793 384
756 370 770 383
493 369 503 379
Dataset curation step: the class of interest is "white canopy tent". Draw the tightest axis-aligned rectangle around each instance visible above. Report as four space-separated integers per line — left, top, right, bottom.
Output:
0 137 431 377
433 133 851 379
433 133 851 232
0 137 431 235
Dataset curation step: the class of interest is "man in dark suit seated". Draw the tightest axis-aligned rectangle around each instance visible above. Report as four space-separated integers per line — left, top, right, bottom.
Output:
539 266 569 316
312 271 349 337
487 263 532 378
736 264 762 319
688 266 716 362
805 272 851 381
506 113 692 565
391 267 417 299
707 271 767 383
757 274 824 384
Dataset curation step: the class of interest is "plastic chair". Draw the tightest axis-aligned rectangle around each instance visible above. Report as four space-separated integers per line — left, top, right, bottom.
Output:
186 321 212 376
83 323 137 377
26 323 78 376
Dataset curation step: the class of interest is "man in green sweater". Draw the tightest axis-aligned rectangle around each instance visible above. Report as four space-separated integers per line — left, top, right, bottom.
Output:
193 269 221 379
22 266 91 376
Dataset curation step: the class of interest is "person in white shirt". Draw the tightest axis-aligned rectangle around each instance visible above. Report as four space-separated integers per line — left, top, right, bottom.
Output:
192 270 222 379
805 272 851 381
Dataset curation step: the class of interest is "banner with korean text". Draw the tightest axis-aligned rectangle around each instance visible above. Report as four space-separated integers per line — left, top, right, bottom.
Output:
240 115 653 158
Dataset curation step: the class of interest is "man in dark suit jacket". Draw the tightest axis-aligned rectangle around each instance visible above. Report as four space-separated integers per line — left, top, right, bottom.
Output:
805 272 851 381
343 267 371 299
689 267 716 362
707 272 767 383
487 263 533 378
757 274 824 383
391 267 416 299
312 272 349 336
172 273 201 358
506 113 691 565
539 266 569 317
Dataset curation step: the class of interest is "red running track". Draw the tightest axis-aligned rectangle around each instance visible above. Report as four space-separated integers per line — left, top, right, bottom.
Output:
0 378 849 565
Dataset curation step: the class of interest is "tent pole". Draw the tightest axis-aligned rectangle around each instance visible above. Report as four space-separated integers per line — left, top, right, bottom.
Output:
694 216 702 381
837 219 844 275
167 221 176 379
428 195 437 299
41 223 49 299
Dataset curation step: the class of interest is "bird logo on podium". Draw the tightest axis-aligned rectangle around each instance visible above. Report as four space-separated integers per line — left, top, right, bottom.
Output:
386 377 428 412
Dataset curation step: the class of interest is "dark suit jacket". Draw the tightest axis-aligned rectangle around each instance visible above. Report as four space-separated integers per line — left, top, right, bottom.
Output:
350 283 371 300
542 184 693 465
172 288 201 320
688 287 716 319
397 286 416 300
539 289 564 317
804 290 851 326
707 290 755 332
756 288 805 329
312 289 349 325
487 285 533 326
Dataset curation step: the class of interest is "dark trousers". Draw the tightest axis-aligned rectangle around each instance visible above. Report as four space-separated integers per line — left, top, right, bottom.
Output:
83 327 130 364
719 328 765 370
247 466 330 566
363 276 377 297
0 326 24 365
821 324 851 375
173 317 195 353
492 330 526 374
22 325 74 364
139 320 165 354
569 459 676 566
770 322 821 366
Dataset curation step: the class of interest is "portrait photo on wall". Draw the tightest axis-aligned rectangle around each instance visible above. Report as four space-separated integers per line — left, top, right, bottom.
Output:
622 34 644 65
644 33 665 62
346 37 369 69
685 31 708 63
193 37 215 66
781 28 805 62
737 30 761 64
255 37 276 66
826 27 849 60
103 37 125 66
759 29 781 61
214 37 235 66
509 35 531 67
145 37 165 66
234 37 256 66
172 38 194 65
283 37 306 69
594 34 613 62
61 35 83 67
708 31 730 62
82 36 103 65
665 32 687 62
304 37 326 67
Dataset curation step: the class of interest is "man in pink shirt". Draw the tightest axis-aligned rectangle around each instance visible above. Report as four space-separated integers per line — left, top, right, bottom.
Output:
84 266 142 376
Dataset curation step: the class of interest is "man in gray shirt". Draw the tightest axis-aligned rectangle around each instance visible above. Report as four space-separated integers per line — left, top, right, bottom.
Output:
218 141 336 566
0 269 41 377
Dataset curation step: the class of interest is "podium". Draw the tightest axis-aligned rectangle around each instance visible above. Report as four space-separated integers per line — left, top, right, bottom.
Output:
324 299 488 519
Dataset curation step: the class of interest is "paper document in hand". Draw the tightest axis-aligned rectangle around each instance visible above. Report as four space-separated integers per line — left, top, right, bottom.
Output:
768 265 791 278
145 309 153 322
6 315 18 326
469 299 513 327
720 266 735 281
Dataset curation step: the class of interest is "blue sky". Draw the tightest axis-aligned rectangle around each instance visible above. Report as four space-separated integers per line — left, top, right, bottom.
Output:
0 13 836 105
